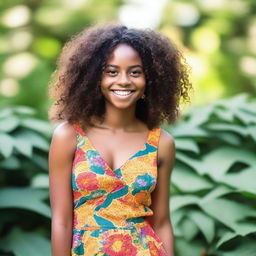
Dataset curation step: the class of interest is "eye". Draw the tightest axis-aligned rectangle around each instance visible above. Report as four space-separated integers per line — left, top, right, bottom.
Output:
105 70 118 76
130 70 143 77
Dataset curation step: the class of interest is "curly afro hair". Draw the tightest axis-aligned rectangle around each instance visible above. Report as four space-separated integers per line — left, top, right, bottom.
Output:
49 24 191 129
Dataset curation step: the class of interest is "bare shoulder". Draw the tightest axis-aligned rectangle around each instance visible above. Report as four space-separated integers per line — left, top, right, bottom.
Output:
158 128 176 168
50 122 77 154
53 121 76 139
159 128 175 152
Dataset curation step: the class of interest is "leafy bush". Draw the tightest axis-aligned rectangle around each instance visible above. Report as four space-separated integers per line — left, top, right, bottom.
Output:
0 94 255 255
166 94 256 256
0 106 52 256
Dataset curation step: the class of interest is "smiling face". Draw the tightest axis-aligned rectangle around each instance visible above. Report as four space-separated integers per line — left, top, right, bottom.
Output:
100 44 146 110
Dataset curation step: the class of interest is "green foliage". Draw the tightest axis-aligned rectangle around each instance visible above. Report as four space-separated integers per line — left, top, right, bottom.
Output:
1 94 255 255
0 106 52 256
166 94 256 256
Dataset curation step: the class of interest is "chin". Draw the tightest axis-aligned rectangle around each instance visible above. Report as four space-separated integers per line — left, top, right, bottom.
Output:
106 99 136 110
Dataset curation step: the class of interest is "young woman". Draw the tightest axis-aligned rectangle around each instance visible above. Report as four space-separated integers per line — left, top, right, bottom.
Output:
48 24 191 256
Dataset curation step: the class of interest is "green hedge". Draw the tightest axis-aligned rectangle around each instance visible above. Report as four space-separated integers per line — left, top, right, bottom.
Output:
167 94 256 256
0 94 255 255
0 106 52 256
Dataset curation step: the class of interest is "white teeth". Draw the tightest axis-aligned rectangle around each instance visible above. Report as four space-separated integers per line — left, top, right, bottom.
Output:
112 90 133 96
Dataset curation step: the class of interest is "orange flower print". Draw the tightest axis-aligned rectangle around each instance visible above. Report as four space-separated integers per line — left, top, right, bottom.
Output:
102 233 137 256
76 172 99 190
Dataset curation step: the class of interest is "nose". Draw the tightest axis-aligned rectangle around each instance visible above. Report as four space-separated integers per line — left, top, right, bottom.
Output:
116 72 131 86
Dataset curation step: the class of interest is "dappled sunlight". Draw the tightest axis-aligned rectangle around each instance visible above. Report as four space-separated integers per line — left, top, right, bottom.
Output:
3 52 38 78
2 5 31 28
9 30 33 51
119 0 167 28
239 56 256 76
171 2 200 27
0 78 20 97
191 27 220 54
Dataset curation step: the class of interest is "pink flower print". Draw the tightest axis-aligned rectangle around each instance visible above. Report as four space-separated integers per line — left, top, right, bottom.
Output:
76 172 99 191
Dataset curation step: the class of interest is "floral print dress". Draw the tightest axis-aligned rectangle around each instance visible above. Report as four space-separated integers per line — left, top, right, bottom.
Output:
71 123 168 256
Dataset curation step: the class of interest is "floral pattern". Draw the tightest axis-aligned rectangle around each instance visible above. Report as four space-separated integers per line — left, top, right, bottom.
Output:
71 123 167 255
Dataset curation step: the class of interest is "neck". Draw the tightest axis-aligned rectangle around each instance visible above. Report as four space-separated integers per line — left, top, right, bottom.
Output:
98 104 138 130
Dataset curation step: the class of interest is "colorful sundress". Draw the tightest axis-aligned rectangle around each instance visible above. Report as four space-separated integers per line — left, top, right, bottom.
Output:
71 123 168 256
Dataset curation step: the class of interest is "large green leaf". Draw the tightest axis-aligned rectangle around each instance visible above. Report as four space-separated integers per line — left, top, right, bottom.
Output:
0 108 12 119
172 163 213 192
219 238 256 256
0 187 51 218
171 195 200 212
20 117 53 136
210 132 242 146
186 105 214 126
14 135 33 158
234 108 256 124
14 130 50 153
32 174 49 188
0 115 20 133
0 133 14 158
214 108 234 122
216 231 237 248
206 123 248 136
179 217 199 241
247 125 256 141
31 154 49 171
188 210 215 243
201 185 234 203
222 167 256 194
175 237 205 256
175 152 202 174
217 94 249 109
168 122 209 138
0 228 51 256
199 198 256 230
217 222 256 248
175 138 200 153
171 209 185 236
13 106 36 116
199 147 256 180
0 155 21 169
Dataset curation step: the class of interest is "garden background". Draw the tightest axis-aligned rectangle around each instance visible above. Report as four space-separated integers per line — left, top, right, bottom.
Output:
0 0 256 255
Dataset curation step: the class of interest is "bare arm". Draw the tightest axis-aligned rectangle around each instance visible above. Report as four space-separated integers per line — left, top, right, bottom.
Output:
49 122 77 256
147 129 175 256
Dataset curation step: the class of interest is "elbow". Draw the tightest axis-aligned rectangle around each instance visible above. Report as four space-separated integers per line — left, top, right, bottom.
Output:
152 216 171 230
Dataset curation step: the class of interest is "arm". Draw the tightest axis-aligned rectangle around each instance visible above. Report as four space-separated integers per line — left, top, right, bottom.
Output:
49 122 77 256
147 129 175 256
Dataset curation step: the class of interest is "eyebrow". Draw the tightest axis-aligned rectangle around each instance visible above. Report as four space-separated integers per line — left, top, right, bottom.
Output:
105 64 143 69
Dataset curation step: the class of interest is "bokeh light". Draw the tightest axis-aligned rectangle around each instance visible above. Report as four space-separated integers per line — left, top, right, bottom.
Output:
2 5 31 28
3 53 38 79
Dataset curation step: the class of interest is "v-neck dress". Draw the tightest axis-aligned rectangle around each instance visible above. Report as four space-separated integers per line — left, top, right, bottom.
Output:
71 123 168 256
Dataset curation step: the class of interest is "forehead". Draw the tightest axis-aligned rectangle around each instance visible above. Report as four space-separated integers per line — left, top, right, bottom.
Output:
106 44 142 65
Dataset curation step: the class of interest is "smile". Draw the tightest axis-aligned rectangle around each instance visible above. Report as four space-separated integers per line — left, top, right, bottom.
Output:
111 90 135 97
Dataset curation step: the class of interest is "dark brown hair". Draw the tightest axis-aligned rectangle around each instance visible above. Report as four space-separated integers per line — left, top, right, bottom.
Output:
49 24 191 129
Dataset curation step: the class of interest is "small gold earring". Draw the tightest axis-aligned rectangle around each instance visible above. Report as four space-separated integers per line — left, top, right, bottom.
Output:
141 94 146 99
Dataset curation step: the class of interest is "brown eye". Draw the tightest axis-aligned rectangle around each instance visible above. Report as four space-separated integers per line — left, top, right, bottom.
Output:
130 70 142 77
105 70 118 76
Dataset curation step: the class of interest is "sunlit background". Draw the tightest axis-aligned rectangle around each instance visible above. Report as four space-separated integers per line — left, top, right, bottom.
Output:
1 0 255 118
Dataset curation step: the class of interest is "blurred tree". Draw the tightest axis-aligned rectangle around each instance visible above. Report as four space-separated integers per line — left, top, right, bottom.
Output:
160 0 256 105
0 0 122 118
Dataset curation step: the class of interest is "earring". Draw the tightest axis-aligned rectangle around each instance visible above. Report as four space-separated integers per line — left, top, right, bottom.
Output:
141 94 146 100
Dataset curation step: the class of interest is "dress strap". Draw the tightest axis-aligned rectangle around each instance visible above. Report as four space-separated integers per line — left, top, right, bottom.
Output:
73 122 86 136
147 127 161 148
